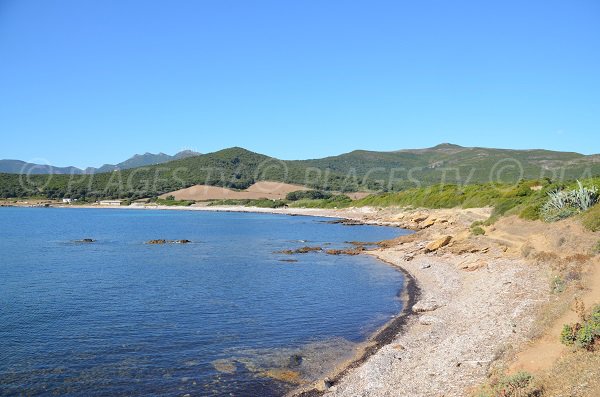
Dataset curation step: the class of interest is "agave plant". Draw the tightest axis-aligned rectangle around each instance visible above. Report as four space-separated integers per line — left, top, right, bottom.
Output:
544 189 571 211
570 180 598 211
541 181 599 222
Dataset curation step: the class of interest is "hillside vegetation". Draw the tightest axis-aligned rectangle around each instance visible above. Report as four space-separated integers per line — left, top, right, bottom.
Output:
0 144 598 200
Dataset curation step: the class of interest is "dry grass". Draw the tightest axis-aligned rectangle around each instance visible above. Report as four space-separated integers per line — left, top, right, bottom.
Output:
537 351 600 397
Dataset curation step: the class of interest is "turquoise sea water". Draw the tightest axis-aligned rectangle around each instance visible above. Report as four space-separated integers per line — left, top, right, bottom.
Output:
0 208 407 396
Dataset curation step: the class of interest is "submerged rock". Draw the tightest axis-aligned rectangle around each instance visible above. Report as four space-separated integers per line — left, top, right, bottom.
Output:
279 259 299 263
212 359 237 374
146 239 192 245
260 368 303 384
75 238 96 243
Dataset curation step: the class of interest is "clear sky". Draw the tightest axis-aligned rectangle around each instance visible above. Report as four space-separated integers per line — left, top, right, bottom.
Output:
0 0 598 168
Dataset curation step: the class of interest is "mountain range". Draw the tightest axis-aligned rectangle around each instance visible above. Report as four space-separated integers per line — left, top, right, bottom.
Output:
0 150 201 175
1 144 599 199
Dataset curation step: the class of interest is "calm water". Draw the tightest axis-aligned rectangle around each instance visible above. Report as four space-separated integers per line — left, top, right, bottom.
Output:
0 208 407 396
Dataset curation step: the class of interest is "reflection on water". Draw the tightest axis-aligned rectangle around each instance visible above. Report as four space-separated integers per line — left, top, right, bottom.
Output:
0 208 408 396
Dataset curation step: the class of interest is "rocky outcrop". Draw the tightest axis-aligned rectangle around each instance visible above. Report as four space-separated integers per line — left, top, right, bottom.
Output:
276 246 323 254
412 299 443 313
425 236 452 252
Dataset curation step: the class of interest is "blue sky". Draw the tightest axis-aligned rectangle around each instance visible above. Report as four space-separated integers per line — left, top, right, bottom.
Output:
0 0 598 168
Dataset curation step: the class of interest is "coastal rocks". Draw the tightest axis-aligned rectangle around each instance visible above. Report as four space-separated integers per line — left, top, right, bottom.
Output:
324 219 363 226
325 246 364 256
276 246 322 254
425 236 452 252
411 215 429 223
146 239 191 244
413 300 443 313
421 218 436 228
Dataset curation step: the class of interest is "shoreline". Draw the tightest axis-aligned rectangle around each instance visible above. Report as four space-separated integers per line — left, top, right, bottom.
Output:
1 203 558 396
292 265 421 397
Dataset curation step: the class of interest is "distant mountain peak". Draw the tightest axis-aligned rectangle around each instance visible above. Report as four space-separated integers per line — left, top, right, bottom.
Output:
432 143 463 149
0 150 202 175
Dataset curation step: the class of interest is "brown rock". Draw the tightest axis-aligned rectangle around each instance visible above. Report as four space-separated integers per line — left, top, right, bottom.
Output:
460 262 486 272
413 300 442 312
421 219 436 228
147 239 167 244
425 236 452 252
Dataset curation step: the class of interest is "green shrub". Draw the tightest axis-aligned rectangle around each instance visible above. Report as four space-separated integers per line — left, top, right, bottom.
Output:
286 190 332 201
492 198 521 217
560 324 577 346
580 203 600 232
560 304 600 350
471 226 485 236
155 198 194 206
576 323 597 350
519 204 541 220
550 276 566 294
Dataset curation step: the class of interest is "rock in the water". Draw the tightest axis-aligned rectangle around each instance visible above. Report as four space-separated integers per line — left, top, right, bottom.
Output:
425 236 452 252
147 239 167 244
146 239 191 245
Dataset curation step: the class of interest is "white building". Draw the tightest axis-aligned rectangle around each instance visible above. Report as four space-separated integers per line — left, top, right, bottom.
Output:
62 198 75 204
99 200 122 206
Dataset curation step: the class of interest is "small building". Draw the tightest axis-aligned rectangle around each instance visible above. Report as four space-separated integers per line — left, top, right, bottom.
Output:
99 200 122 206
62 198 76 204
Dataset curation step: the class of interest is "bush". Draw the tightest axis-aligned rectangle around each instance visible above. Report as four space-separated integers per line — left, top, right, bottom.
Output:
286 190 332 201
519 204 541 220
475 372 542 397
560 304 600 351
471 226 485 236
550 276 566 294
560 324 577 346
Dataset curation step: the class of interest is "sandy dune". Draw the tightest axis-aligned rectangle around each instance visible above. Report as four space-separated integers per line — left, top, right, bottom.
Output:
159 181 309 201
160 181 371 201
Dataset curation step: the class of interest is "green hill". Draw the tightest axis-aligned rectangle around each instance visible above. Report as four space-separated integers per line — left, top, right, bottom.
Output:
1 144 598 200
